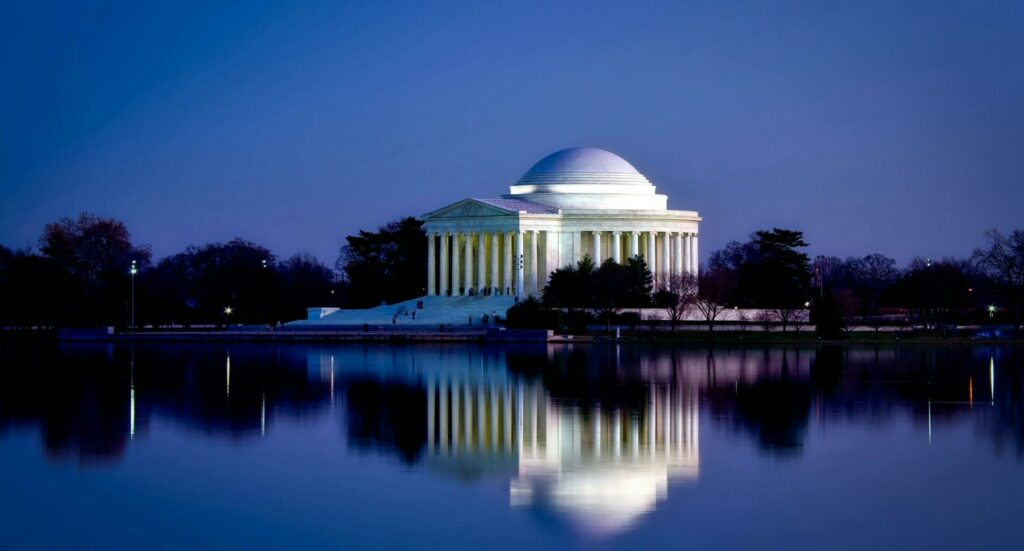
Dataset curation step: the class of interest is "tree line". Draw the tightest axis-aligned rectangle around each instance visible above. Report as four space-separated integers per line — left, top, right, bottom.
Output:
2 212 1021 334
1 213 332 327
0 213 429 328
522 227 1023 336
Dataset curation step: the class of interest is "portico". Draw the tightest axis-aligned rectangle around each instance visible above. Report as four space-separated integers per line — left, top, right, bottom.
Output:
422 147 701 297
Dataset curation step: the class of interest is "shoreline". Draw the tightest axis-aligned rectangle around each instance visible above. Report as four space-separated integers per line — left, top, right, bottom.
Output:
3 328 1020 346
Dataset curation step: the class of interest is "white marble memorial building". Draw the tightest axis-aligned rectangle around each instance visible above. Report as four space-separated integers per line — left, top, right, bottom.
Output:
422 147 701 297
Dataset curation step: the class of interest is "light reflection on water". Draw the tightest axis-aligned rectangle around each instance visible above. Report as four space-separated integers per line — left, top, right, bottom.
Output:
0 343 1022 549
407 356 699 537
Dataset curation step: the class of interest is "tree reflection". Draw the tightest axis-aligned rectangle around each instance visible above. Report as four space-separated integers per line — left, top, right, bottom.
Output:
704 347 811 455
0 343 331 464
344 378 426 464
1 342 1023 470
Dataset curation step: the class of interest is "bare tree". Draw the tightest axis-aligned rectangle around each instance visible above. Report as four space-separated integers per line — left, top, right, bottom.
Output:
756 310 776 333
654 273 698 331
973 229 1024 333
853 253 899 327
737 308 749 332
773 306 807 334
693 268 734 338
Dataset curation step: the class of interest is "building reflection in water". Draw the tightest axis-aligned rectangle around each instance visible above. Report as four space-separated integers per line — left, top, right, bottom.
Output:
314 344 702 537
2 341 1023 536
506 381 698 537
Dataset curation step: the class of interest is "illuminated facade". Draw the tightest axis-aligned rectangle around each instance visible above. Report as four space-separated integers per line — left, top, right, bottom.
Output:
422 147 702 298
420 356 700 536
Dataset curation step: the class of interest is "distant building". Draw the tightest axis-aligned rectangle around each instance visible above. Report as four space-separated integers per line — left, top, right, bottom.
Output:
422 147 701 297
299 147 701 326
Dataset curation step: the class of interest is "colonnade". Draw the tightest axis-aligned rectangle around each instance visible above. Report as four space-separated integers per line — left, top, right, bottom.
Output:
427 229 698 297
596 230 698 285
427 230 543 297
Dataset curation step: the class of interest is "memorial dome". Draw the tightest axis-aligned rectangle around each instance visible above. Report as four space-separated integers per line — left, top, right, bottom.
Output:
514 147 652 187
506 147 663 209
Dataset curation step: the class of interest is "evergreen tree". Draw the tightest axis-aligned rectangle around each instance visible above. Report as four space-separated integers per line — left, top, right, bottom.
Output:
734 228 812 311
337 217 426 307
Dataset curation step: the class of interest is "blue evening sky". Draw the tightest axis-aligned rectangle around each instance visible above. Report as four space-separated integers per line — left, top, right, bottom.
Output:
2 0 1021 265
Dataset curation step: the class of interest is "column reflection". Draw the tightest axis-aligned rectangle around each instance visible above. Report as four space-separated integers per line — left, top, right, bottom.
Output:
412 346 701 538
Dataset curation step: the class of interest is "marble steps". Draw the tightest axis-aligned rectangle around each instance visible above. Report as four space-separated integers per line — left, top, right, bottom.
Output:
292 295 516 327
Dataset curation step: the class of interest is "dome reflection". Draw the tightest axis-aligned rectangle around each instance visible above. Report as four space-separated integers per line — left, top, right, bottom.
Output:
419 352 699 537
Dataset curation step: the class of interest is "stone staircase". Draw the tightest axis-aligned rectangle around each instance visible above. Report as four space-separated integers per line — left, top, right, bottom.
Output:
287 295 517 328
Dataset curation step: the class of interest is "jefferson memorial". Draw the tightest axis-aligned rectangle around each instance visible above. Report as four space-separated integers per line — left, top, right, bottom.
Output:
299 147 700 326
422 147 701 297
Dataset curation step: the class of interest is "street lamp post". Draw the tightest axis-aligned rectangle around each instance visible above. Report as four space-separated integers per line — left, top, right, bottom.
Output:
129 260 138 330
261 258 270 326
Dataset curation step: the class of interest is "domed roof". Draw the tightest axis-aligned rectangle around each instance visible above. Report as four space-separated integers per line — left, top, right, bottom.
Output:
515 147 651 186
525 147 639 175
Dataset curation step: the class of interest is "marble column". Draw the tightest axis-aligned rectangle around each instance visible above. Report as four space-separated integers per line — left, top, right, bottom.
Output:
629 231 639 259
692 234 699 276
612 231 622 264
503 232 513 295
452 234 461 296
660 231 670 284
463 233 474 295
682 233 690 274
673 232 683 276
439 233 449 296
515 230 524 297
536 230 545 293
490 232 499 294
427 233 436 296
665 233 674 276
592 231 602 263
681 233 690 275
646 231 656 273
477 233 487 294
528 230 538 296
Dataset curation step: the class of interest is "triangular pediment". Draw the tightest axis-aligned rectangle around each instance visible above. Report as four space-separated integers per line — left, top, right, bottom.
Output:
423 199 515 219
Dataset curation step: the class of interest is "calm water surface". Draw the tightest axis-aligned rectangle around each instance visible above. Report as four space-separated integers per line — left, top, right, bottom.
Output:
1 342 1022 549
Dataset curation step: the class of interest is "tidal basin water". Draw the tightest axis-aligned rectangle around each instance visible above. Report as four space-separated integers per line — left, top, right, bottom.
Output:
1 343 1022 549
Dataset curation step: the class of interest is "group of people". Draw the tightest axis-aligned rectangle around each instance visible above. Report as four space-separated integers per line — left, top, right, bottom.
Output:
467 310 500 326
383 303 501 328
451 286 513 296
391 301 425 324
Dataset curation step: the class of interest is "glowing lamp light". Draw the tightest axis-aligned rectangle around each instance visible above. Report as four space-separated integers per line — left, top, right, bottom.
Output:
224 306 233 315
